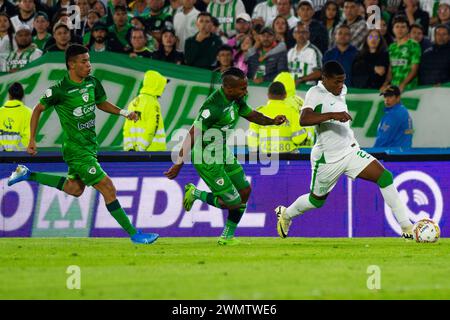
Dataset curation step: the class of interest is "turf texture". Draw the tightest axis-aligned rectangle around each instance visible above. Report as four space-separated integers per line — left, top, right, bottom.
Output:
0 237 449 299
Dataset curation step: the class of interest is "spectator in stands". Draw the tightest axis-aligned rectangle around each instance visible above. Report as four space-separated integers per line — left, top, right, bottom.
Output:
247 26 288 83
88 21 124 52
252 0 278 27
123 70 168 151
322 24 357 86
331 0 367 50
352 29 389 89
74 0 90 38
213 44 234 72
399 0 429 36
129 27 153 58
152 28 184 64
380 15 394 46
382 15 421 92
0 82 31 152
288 21 322 85
233 34 253 75
0 12 14 70
272 15 295 49
410 23 431 53
430 1 450 42
419 24 450 86
173 0 200 52
45 21 72 52
268 0 298 29
32 11 51 51
145 0 173 44
207 0 246 38
163 0 183 16
297 0 329 54
185 12 222 69
11 0 36 32
247 81 305 153
227 12 252 51
108 5 132 53
129 0 151 17
3 24 42 72
374 85 413 149
49 8 84 45
0 0 18 18
319 0 341 50
83 10 101 45
93 0 107 19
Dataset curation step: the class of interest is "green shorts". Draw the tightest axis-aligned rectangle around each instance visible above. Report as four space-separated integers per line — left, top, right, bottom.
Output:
192 148 250 206
67 158 106 186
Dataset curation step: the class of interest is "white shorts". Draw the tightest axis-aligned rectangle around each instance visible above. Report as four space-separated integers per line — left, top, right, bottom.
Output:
310 148 375 196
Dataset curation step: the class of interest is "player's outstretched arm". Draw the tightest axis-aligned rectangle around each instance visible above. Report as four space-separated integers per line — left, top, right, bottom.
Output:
97 101 138 122
28 103 46 156
244 110 286 126
164 125 199 180
300 108 352 126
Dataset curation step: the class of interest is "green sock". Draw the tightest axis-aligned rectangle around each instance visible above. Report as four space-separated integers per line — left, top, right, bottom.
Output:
221 220 238 239
221 205 246 238
193 189 220 208
29 172 67 191
106 200 137 236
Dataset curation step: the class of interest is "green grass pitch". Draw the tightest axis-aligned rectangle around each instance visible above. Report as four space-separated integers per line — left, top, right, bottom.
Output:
1 237 449 299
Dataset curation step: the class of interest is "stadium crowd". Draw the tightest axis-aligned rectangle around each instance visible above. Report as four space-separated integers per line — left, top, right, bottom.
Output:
0 0 449 89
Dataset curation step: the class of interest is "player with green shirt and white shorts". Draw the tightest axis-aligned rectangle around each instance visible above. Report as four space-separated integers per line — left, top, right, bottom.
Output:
165 67 287 245
275 61 414 240
7 44 158 244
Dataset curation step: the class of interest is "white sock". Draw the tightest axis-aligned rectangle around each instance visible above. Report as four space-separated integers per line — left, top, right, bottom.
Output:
285 194 316 219
380 184 412 230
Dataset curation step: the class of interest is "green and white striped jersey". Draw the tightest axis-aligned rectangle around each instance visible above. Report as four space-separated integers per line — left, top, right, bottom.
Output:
3 46 42 72
207 0 246 37
287 41 323 85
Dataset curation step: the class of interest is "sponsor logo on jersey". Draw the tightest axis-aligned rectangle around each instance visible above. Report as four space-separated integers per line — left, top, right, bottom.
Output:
77 119 95 130
73 105 95 117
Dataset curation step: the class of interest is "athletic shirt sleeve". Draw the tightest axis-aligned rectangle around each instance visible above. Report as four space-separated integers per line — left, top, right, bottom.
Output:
39 85 60 110
193 105 219 131
301 87 320 111
93 76 107 104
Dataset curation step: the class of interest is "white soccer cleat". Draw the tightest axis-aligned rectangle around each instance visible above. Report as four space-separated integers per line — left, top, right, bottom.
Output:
275 205 291 238
401 225 414 241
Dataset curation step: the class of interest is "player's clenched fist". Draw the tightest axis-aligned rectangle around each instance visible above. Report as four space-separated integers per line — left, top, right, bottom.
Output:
27 140 38 156
127 111 139 122
273 115 287 125
331 112 352 122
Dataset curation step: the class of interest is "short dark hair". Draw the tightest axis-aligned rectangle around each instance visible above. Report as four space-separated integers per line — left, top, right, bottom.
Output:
322 60 345 77
65 44 88 69
435 24 450 35
218 44 233 54
410 23 424 32
268 82 286 97
392 15 410 29
114 5 127 13
197 11 212 20
221 67 246 86
8 82 24 100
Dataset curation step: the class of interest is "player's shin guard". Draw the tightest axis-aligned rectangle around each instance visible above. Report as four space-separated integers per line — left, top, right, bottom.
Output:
29 172 67 191
222 204 246 239
106 199 137 236
285 194 324 219
378 170 412 229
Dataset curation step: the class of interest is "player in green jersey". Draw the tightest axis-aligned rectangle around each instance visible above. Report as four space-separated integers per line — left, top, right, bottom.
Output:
165 67 287 245
7 44 159 244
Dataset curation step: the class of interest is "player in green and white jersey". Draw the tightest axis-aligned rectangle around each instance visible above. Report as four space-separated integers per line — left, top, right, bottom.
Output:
165 67 287 245
275 61 414 240
7 44 158 245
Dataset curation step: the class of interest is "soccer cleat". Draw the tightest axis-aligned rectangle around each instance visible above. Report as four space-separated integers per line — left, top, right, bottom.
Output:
7 165 31 186
401 225 414 241
275 205 292 239
131 230 159 244
217 236 240 246
183 183 196 212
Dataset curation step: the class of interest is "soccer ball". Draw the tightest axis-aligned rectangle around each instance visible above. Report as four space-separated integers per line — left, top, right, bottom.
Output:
412 219 440 243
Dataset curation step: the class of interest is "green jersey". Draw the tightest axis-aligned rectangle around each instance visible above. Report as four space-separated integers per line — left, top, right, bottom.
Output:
39 73 107 162
192 88 252 161
388 39 421 89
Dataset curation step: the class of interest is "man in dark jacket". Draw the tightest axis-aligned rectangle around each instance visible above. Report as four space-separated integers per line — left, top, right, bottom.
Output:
419 24 450 86
247 27 288 83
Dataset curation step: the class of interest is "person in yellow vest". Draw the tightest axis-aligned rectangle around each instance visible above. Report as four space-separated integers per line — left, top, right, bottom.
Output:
247 81 307 153
123 70 168 151
0 82 31 151
273 71 314 148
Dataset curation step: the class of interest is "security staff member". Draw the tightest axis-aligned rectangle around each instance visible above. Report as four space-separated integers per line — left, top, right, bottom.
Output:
0 82 32 151
374 85 413 148
248 81 307 153
123 70 168 151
